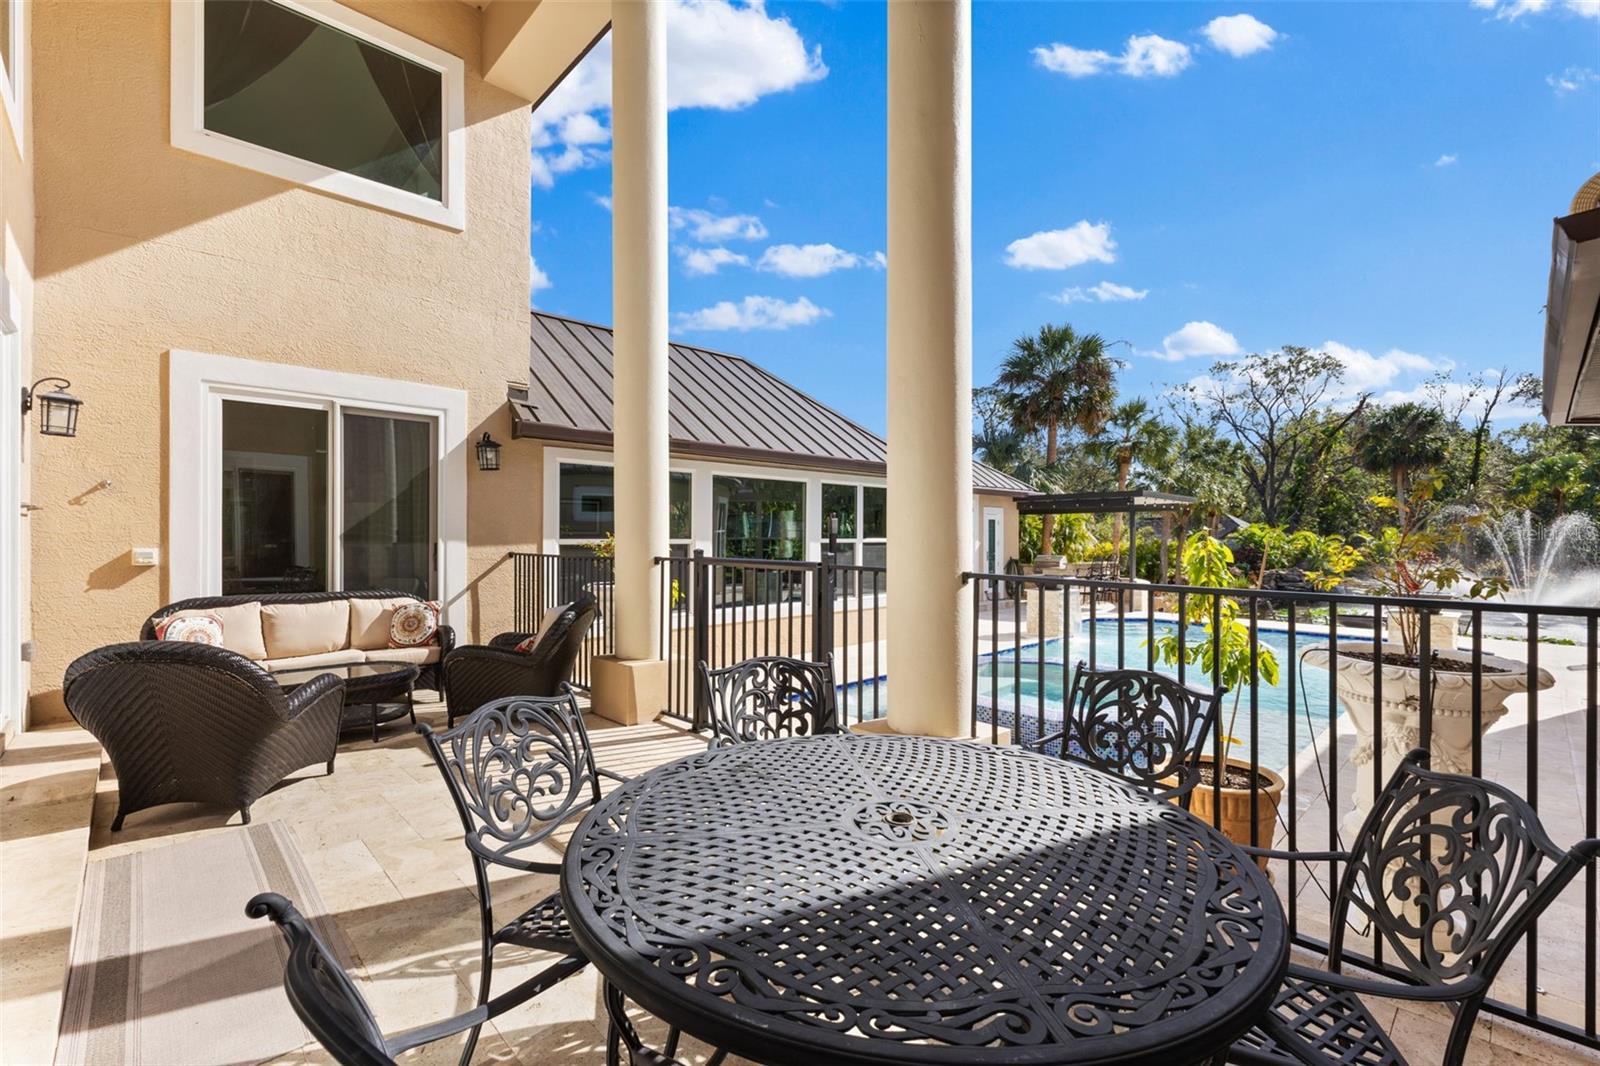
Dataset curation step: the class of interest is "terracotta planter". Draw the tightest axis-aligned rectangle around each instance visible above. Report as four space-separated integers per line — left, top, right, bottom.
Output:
1183 756 1285 872
1304 640 1553 838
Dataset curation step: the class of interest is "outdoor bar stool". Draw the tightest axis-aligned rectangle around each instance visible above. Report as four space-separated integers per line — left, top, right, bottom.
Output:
697 654 841 747
1028 661 1225 808
1228 748 1600 1066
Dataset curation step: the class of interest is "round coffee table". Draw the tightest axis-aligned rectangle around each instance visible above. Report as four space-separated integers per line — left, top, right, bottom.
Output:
275 660 420 743
563 733 1289 1066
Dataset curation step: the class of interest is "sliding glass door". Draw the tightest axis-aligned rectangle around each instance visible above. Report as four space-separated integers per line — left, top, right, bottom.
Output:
220 399 435 597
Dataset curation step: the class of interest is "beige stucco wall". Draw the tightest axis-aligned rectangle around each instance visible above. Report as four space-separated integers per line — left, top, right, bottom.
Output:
27 0 538 724
1 0 35 744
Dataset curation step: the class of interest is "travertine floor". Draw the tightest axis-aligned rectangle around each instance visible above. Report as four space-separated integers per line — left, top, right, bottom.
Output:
1 687 1595 1065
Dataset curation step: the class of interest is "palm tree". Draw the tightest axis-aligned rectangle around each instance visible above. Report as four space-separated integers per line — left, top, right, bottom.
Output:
1352 402 1449 524
1091 400 1176 562
991 324 1117 553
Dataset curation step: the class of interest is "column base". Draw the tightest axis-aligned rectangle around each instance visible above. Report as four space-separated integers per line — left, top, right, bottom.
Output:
590 656 667 727
850 716 1012 746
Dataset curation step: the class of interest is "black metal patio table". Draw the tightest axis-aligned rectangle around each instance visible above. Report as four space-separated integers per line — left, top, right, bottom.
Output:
561 733 1289 1066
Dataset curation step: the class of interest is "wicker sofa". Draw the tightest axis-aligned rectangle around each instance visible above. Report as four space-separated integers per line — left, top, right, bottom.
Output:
63 642 346 829
141 589 454 691
442 593 597 725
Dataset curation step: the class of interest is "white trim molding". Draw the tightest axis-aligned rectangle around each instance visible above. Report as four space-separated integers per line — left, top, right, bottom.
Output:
0 0 27 159
167 350 469 630
171 0 466 229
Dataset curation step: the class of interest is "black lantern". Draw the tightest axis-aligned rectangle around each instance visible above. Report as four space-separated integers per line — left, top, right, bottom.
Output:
22 378 83 438
475 431 502 472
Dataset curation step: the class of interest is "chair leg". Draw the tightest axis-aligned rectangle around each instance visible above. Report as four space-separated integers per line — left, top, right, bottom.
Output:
325 756 336 775
240 805 251 825
110 807 126 832
664 1027 681 1060
606 1019 623 1066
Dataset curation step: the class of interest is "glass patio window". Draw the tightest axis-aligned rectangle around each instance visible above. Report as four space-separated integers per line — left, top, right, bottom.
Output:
822 483 857 539
201 0 444 200
712 475 805 561
557 463 691 554
341 413 433 598
222 400 330 595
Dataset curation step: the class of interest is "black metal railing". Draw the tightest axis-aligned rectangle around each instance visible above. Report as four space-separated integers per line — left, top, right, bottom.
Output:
508 552 614 689
963 569 1599 1052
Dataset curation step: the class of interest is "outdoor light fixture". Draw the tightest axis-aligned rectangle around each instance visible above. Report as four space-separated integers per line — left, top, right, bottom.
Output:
22 378 83 438
475 431 502 472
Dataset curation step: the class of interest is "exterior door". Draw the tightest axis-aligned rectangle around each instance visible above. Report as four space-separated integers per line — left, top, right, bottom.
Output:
0 282 20 734
983 507 1003 574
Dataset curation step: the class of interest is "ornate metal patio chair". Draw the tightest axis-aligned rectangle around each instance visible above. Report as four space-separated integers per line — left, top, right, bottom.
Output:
1027 662 1224 807
697 655 840 747
441 592 596 726
64 641 345 830
248 891 602 1066
417 691 688 1066
1229 747 1600 1066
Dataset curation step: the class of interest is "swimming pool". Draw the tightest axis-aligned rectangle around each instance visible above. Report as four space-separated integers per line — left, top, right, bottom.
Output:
836 618 1339 774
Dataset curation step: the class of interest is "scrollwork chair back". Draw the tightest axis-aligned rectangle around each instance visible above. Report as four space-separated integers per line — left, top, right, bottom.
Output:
698 656 840 748
1045 663 1224 804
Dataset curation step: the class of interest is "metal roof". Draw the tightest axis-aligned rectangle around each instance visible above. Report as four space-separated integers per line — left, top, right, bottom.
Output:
1016 490 1197 516
515 312 1035 495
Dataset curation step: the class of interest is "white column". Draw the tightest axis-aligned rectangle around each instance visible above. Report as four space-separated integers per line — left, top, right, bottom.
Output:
885 0 972 737
610 0 668 661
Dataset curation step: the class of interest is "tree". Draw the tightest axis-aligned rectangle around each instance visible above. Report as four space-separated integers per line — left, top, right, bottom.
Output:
1422 368 1541 496
1177 347 1367 525
1090 399 1175 560
1511 453 1591 515
1352 402 1450 525
972 391 1046 485
989 323 1117 553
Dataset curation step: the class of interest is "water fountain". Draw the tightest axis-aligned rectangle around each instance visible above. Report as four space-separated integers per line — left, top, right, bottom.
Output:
1477 509 1600 607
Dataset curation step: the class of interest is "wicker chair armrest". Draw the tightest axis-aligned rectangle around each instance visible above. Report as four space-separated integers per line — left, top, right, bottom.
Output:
489 631 536 650
450 644 543 668
284 673 346 722
435 625 457 657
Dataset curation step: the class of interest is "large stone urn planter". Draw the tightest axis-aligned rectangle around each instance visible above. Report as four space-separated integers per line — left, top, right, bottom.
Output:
1304 640 1554 836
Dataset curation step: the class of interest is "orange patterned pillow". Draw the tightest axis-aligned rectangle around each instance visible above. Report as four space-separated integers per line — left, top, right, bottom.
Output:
388 601 441 648
156 612 225 646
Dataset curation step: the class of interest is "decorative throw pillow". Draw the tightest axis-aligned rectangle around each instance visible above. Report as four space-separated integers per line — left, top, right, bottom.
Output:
156 612 224 646
514 605 568 654
388 601 441 648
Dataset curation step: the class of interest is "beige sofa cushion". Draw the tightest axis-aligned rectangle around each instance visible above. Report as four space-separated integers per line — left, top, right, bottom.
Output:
363 646 440 667
260 600 352 659
348 597 413 651
263 650 367 674
167 602 268 660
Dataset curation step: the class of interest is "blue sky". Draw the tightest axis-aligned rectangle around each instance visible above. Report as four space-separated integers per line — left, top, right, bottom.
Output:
528 0 1600 435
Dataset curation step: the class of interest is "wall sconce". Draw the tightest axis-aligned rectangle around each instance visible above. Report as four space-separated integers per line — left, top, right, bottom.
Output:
475 432 502 472
22 378 83 438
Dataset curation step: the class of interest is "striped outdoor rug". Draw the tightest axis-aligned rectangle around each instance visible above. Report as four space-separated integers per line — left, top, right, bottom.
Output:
55 822 347 1065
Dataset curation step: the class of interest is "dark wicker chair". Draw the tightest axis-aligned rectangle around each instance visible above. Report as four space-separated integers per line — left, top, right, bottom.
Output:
141 588 455 691
1230 748 1600 1066
697 655 840 748
441 592 596 726
1027 662 1224 807
64 641 345 830
248 891 600 1066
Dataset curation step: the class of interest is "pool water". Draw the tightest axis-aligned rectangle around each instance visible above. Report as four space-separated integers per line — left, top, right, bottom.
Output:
837 618 1339 774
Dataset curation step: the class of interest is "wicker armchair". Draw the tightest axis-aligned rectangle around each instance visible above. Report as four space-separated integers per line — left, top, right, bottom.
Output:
441 593 597 726
64 642 345 830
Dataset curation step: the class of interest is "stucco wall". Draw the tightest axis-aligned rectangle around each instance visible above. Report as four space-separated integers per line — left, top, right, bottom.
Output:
27 0 538 724
1 0 34 743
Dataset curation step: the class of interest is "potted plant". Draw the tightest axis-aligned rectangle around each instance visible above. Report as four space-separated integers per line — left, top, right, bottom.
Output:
1153 531 1285 866
1302 469 1552 837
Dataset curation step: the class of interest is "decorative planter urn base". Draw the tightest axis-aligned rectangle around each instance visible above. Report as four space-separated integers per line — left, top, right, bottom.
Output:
1304 640 1553 838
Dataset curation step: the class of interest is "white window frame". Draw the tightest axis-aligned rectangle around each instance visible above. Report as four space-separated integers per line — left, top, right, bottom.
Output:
0 273 21 734
546 454 696 558
0 0 27 157
168 350 468 629
170 0 466 229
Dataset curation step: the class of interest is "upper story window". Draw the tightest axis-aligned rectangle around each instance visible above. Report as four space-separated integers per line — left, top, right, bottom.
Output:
0 0 26 151
172 0 465 228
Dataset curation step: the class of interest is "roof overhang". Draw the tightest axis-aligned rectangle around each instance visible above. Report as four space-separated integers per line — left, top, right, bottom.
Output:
480 0 609 109
1016 491 1197 516
1542 206 1600 428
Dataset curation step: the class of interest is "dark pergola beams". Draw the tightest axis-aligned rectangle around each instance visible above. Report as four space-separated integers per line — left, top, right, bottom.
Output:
1015 491 1197 579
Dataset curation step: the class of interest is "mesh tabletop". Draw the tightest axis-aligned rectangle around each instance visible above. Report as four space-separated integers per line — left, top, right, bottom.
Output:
561 733 1288 1066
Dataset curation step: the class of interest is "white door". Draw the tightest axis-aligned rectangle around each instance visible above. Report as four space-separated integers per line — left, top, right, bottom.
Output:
983 507 1004 575
0 282 21 734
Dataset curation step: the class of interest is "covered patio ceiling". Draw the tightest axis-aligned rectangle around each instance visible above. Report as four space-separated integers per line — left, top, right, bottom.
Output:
1542 176 1600 428
1015 490 1197 516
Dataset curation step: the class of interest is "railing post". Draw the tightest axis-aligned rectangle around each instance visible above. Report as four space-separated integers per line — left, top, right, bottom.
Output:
691 549 710 731
815 550 836 666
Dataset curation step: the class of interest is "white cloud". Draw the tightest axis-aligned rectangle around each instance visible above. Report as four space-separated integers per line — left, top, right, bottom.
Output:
678 246 749 277
1147 321 1242 362
1004 221 1117 270
1434 153 1459 166
675 295 831 332
1051 281 1148 304
1548 66 1600 93
531 2 827 187
1033 34 1192 78
1202 14 1279 57
529 255 552 305
755 243 883 278
1570 0 1600 15
1319 340 1443 398
669 206 768 243
591 193 612 211
1476 0 1597 16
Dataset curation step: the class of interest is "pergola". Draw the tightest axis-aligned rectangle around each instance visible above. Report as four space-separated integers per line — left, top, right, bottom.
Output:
1016 490 1197 579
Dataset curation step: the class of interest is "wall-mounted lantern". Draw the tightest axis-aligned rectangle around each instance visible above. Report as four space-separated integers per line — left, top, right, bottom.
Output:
475 431 502 472
22 378 83 438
